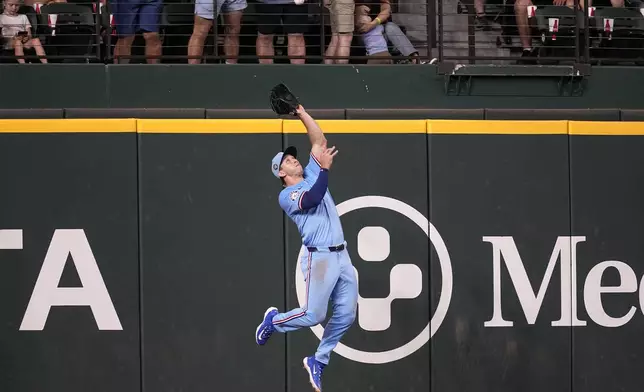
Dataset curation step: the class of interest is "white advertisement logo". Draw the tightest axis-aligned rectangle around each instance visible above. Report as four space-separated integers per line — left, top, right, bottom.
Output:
0 229 122 331
295 196 453 364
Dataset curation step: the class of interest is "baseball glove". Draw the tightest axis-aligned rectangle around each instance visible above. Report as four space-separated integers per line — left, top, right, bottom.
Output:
270 83 300 116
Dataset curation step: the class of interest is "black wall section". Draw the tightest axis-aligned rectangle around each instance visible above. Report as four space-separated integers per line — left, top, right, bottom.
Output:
0 133 140 392
282 131 430 392
428 133 571 392
138 133 286 392
3 121 644 392
570 135 644 392
4 64 644 110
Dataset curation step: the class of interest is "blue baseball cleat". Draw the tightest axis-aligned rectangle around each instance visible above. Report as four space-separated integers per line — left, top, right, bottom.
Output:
255 306 278 345
302 356 325 392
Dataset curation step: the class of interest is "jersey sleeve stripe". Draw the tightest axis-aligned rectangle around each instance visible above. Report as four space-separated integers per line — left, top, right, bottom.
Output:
310 153 322 167
298 190 307 210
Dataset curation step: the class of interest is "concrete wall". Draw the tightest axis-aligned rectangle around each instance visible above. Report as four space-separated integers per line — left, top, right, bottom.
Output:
4 64 644 110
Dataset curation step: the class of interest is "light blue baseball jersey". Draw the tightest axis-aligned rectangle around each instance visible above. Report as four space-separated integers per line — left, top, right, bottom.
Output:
279 153 345 247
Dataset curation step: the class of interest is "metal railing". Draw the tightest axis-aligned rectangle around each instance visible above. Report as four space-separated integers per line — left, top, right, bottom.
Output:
0 0 642 64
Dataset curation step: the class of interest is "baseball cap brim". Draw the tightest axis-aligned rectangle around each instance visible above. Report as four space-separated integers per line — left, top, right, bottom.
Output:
282 146 298 162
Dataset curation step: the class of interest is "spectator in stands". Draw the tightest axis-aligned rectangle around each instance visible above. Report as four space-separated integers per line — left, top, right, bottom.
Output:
355 0 425 63
254 0 307 64
514 0 624 62
112 0 163 63
188 0 246 64
0 0 47 63
355 3 392 63
473 0 495 30
324 0 355 63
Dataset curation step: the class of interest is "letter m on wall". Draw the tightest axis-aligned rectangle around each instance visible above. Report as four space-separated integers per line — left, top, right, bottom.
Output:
482 236 587 327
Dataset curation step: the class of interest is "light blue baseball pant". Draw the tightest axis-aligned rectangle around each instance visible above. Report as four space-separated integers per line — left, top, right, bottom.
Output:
272 247 358 365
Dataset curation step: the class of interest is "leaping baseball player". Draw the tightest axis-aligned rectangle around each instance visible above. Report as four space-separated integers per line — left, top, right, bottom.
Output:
256 86 359 392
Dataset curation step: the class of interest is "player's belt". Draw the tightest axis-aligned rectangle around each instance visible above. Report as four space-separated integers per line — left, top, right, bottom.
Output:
307 244 345 252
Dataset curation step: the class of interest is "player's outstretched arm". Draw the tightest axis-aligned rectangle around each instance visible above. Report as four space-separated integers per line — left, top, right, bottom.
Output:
295 105 327 158
299 147 338 209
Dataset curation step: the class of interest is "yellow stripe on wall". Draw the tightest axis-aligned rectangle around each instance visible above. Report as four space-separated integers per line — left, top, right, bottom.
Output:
283 120 427 134
1 119 644 135
568 121 644 135
137 119 283 133
428 120 569 134
0 119 137 133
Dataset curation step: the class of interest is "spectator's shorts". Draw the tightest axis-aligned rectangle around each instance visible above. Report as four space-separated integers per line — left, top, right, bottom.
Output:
112 0 163 36
256 2 309 35
328 0 354 34
195 0 247 19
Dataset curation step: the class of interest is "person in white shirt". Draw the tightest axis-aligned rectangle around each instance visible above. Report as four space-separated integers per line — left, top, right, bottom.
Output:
0 0 47 63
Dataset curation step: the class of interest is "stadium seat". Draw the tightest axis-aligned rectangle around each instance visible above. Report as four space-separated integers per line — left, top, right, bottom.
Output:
39 3 98 62
534 5 585 63
591 6 644 64
19 5 40 36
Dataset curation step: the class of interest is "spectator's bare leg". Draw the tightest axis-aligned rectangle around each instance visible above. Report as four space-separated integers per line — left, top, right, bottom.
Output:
188 15 213 64
29 38 48 63
13 38 25 64
334 33 352 63
287 33 305 64
514 0 532 50
325 0 354 63
610 0 623 6
223 11 243 63
324 34 339 64
114 36 135 63
143 32 162 64
256 33 274 63
474 0 485 14
325 33 352 63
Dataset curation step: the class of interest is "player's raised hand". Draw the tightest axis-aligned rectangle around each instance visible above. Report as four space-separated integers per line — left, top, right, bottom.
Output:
318 146 339 169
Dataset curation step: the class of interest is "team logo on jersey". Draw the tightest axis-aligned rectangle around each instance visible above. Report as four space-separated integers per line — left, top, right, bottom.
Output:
289 190 299 201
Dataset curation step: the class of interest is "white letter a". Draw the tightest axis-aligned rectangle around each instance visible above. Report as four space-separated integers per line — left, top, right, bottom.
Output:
20 229 123 331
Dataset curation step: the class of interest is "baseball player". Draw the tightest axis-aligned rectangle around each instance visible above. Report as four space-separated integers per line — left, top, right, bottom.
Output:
255 105 358 392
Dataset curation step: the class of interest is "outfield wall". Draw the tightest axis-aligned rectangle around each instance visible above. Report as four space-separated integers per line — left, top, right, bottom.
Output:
1 119 644 392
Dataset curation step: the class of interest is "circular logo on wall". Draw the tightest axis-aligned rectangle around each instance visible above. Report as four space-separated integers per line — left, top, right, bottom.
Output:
295 195 453 364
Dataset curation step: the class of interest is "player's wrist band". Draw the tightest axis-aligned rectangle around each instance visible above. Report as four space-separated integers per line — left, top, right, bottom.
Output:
375 17 382 24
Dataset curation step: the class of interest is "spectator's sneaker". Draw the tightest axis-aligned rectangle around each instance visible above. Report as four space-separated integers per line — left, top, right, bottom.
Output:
303 356 325 392
517 48 538 65
255 306 278 345
475 15 492 31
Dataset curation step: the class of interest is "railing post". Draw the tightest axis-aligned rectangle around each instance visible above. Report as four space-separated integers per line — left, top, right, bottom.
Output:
583 2 590 63
426 0 436 58
437 0 443 62
212 0 219 62
574 0 580 63
107 0 113 63
467 2 475 64
95 1 102 63
320 0 325 63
